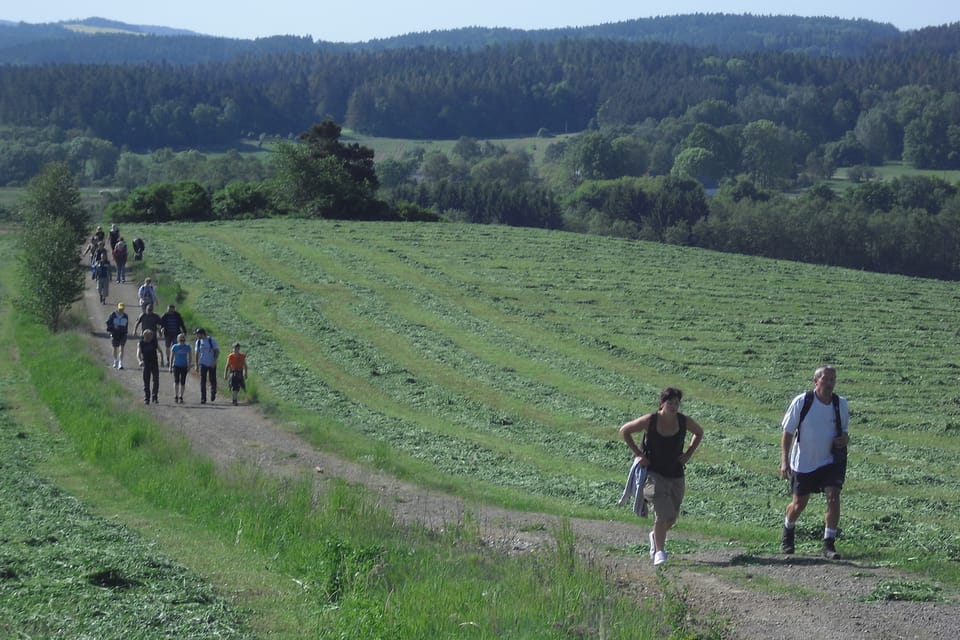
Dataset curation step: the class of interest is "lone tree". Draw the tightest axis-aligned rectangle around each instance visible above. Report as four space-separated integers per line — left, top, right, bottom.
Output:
17 162 89 330
272 119 385 219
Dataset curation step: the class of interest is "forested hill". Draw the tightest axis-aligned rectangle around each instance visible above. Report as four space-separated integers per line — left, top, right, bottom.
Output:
0 14 909 64
2 21 959 148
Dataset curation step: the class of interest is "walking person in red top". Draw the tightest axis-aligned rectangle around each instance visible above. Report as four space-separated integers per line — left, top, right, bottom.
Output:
223 342 248 405
619 387 704 566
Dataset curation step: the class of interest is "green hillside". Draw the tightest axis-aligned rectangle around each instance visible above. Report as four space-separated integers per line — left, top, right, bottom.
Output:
131 219 960 580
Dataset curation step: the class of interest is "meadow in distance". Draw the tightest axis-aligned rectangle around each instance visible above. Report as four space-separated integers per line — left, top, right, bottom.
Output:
138 218 960 582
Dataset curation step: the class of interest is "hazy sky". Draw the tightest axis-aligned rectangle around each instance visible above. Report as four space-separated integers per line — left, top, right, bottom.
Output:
4 1 957 42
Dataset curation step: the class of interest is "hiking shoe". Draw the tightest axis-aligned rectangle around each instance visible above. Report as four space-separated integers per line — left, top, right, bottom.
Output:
648 531 656 559
780 526 795 554
653 550 669 566
822 537 841 560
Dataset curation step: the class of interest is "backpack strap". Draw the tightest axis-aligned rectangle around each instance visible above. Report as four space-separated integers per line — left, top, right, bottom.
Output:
796 391 842 438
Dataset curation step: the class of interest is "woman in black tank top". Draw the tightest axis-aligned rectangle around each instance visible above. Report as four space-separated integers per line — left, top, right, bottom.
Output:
619 386 705 566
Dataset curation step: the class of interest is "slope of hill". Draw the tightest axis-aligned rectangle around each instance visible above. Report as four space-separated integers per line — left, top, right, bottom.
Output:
0 13 905 64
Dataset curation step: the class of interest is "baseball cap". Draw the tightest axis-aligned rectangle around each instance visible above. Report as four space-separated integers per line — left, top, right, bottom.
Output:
194 327 205 335
117 302 124 309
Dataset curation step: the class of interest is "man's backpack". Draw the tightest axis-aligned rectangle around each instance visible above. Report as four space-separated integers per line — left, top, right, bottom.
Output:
797 390 846 467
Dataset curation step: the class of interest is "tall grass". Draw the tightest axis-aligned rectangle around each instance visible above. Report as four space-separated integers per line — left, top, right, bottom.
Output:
2 237 683 637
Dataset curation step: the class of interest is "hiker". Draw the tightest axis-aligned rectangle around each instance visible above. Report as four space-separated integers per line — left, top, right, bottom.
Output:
134 303 162 337
619 386 704 566
108 223 120 250
194 328 219 404
137 329 164 404
137 277 157 313
160 304 187 370
94 257 112 304
170 333 192 404
105 302 130 369
83 236 99 277
132 237 145 261
112 237 128 283
223 342 248 406
779 365 849 559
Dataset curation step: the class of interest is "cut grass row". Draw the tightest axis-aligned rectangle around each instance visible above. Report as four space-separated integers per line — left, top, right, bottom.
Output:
134 219 960 588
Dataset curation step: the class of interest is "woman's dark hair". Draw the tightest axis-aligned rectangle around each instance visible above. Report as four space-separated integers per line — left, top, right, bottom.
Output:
659 387 683 405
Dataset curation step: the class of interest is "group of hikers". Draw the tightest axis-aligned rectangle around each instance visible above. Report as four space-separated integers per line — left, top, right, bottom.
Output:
84 224 145 304
89 224 248 407
620 366 848 566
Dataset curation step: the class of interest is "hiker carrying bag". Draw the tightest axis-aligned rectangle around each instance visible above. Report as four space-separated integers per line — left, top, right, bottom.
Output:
798 391 846 470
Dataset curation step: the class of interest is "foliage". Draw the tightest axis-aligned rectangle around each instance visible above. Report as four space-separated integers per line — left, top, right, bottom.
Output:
1 22 959 166
272 121 389 219
15 162 88 330
107 180 213 222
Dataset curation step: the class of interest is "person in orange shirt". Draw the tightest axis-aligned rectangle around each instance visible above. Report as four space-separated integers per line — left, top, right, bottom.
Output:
223 342 248 406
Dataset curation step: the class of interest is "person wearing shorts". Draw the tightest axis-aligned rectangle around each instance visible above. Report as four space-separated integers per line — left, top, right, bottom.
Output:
105 302 129 369
170 333 192 404
223 342 248 406
619 386 704 566
780 365 850 559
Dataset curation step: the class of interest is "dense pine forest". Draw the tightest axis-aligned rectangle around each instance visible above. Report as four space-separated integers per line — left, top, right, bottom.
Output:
3 14 960 279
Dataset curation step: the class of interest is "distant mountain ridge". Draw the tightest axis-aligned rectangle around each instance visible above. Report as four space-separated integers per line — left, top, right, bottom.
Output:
60 16 201 37
0 13 914 64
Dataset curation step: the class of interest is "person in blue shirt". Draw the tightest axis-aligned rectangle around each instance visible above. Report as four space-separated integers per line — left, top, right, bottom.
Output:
170 332 192 404
194 327 219 404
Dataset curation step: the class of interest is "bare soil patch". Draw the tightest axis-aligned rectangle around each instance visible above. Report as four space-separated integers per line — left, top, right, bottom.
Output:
79 273 960 639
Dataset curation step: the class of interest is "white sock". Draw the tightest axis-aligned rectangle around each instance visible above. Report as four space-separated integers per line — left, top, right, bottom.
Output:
824 527 837 539
784 518 795 529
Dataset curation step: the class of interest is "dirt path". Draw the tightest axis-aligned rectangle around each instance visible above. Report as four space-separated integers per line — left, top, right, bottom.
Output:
79 268 960 640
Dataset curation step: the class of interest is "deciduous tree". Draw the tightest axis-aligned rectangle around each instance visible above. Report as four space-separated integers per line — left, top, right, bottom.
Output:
16 162 88 330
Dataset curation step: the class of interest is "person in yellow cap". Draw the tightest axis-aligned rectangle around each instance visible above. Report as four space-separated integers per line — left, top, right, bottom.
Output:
105 302 130 369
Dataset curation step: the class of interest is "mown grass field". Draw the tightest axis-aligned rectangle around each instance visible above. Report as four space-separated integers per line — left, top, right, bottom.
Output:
133 219 960 585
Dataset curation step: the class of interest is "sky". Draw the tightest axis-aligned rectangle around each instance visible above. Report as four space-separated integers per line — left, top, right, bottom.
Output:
3 1 958 43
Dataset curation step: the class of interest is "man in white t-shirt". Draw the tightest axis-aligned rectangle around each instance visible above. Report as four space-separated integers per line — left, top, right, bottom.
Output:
779 365 850 559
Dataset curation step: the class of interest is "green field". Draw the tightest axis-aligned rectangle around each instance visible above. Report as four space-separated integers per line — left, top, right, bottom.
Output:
129 219 960 580
4 218 960 637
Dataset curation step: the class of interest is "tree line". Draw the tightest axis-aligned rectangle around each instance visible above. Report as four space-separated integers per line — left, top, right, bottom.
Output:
1 26 960 167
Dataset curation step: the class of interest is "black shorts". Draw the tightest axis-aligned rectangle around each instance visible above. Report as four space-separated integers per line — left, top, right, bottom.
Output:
111 333 128 347
791 461 844 496
229 370 246 391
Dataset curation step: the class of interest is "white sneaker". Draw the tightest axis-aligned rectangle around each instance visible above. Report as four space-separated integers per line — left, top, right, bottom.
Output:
118 362 123 370
649 531 656 559
653 550 669 566
112 360 118 368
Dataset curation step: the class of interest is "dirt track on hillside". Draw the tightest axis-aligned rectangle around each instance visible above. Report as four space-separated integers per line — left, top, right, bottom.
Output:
80 267 960 639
